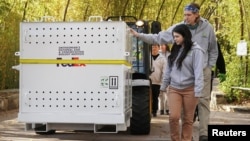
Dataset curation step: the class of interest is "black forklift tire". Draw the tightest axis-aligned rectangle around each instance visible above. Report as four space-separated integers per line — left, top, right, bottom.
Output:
130 85 151 135
34 125 56 135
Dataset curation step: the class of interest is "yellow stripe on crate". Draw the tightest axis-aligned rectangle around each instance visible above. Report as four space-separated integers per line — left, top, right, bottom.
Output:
19 59 132 67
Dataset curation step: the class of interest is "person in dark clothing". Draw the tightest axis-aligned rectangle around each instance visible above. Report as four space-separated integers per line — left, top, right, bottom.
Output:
212 42 226 91
150 44 167 117
215 42 226 74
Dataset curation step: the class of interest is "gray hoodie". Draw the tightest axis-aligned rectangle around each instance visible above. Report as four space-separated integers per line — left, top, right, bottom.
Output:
160 42 205 97
137 17 218 68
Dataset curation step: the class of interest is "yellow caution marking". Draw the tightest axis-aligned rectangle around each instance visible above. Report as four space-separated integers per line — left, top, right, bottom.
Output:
19 59 132 67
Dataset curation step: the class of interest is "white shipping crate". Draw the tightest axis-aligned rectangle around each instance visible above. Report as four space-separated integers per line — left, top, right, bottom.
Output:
17 21 133 132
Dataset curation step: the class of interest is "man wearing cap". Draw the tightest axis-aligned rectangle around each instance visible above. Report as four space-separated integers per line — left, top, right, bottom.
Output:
130 2 218 141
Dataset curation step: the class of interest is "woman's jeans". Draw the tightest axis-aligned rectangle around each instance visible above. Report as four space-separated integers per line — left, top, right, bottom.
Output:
168 86 198 141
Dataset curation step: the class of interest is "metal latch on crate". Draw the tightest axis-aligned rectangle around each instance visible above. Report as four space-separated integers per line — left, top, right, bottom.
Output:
40 16 55 22
88 16 103 22
124 52 130 56
12 51 20 71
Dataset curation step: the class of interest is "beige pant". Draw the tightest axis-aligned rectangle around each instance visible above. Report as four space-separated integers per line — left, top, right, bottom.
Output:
198 67 212 136
168 86 198 141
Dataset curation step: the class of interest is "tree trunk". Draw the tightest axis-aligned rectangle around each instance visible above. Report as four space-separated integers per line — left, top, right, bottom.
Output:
171 0 183 25
156 0 165 21
22 0 29 21
63 0 71 21
139 0 147 19
122 0 130 16
239 0 248 86
104 0 111 18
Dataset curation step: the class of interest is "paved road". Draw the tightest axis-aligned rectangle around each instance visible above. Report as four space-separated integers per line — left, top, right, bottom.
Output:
1 109 250 141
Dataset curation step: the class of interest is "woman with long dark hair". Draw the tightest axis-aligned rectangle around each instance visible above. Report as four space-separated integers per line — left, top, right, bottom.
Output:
160 24 205 141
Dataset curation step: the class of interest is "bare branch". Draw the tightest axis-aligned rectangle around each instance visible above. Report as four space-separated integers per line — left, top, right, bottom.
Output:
139 0 147 19
22 0 29 21
171 0 183 25
63 0 71 22
122 0 130 15
156 0 166 21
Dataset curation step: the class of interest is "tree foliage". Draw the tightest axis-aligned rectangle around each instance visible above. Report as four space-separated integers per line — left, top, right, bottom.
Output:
1 0 250 103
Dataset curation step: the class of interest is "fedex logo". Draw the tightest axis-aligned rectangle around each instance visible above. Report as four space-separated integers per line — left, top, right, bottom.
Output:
56 57 86 67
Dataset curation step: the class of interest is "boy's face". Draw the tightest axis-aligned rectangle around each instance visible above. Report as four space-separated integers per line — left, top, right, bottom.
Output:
152 45 160 55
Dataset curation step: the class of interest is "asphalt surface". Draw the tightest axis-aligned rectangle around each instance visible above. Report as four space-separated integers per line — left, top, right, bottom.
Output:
1 109 250 141
1 78 250 141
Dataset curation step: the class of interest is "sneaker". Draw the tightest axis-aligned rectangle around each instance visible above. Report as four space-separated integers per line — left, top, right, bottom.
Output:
166 110 169 115
152 113 157 117
160 110 164 115
199 135 208 141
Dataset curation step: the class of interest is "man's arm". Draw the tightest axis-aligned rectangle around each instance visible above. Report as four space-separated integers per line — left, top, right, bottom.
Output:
130 24 178 45
208 24 218 68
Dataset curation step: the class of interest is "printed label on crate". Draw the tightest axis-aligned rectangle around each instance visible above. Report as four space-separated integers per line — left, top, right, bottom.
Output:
109 76 118 89
100 76 119 89
59 46 84 56
100 76 109 88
